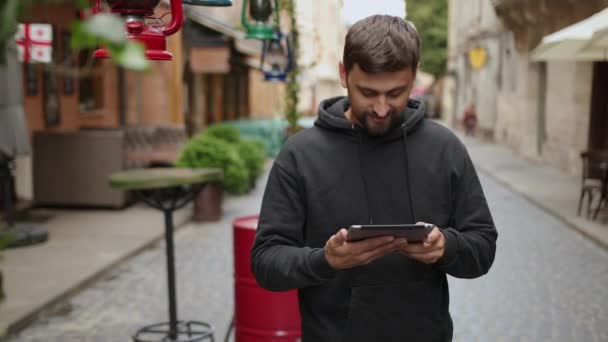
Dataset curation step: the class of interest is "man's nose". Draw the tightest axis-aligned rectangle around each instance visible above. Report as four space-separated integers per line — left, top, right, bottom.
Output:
373 96 390 117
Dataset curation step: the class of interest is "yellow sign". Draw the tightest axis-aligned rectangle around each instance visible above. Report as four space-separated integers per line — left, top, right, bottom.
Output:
469 47 487 70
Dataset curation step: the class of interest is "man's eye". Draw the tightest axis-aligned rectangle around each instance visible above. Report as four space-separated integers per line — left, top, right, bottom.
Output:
388 90 404 97
361 91 376 97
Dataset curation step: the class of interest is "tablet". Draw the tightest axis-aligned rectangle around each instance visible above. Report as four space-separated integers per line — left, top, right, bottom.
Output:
346 224 434 243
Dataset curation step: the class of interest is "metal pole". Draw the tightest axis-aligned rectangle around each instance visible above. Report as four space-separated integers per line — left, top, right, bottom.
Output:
1 158 15 227
164 209 178 340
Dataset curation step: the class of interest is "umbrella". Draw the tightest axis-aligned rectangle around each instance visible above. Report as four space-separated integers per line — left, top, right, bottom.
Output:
582 26 608 60
0 39 31 157
531 7 608 61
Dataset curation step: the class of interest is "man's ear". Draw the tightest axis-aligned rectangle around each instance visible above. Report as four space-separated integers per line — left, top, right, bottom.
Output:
339 62 348 89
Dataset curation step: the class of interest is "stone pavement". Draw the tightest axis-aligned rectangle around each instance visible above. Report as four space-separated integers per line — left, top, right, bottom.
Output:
0 202 192 338
2 132 608 341
449 173 608 341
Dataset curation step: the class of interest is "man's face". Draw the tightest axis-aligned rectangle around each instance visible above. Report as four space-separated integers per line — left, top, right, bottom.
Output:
339 63 416 136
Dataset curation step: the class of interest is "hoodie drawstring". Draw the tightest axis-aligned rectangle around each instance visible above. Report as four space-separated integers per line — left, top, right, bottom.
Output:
402 126 417 223
356 129 373 224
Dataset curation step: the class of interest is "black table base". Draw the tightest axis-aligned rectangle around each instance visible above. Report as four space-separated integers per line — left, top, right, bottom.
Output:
132 185 214 342
133 321 214 342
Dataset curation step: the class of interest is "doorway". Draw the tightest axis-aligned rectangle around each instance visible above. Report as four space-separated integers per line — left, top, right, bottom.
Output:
588 62 608 151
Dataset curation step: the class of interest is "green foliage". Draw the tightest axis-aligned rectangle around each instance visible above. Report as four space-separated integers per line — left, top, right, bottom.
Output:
0 0 148 70
203 123 241 144
176 135 250 195
237 139 266 179
279 0 302 136
406 0 448 78
0 232 12 251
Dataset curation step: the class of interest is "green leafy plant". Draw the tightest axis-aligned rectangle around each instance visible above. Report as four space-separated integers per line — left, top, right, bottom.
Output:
237 139 266 180
203 123 242 144
176 135 250 195
202 123 266 185
70 13 149 71
280 0 302 136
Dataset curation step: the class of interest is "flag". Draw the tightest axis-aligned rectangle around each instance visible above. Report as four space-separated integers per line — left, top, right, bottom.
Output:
15 23 53 63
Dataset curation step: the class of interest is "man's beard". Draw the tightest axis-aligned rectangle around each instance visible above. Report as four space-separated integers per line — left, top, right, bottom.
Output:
352 108 403 136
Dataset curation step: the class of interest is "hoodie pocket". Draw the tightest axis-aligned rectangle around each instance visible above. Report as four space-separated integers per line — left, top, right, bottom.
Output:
342 281 447 342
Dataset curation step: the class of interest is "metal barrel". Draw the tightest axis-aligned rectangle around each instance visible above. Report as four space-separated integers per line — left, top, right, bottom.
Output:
233 215 301 342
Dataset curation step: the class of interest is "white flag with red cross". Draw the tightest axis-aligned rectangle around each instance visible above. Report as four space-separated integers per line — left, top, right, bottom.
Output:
14 23 53 63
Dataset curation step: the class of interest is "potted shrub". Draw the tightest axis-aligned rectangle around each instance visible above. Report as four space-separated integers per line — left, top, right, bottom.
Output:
202 123 267 190
203 123 241 144
176 134 249 222
237 139 266 189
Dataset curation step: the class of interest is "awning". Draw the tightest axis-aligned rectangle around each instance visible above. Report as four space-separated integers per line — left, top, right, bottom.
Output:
531 7 608 61
584 26 608 60
184 7 263 59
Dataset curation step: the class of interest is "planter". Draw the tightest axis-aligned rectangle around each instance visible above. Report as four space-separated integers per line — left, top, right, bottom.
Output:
249 175 257 191
193 182 223 222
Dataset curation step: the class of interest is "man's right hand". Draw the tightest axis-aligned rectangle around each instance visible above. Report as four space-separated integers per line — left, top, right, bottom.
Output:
324 228 407 270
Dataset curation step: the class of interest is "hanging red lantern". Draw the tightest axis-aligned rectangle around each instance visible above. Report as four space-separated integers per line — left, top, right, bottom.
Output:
92 0 184 61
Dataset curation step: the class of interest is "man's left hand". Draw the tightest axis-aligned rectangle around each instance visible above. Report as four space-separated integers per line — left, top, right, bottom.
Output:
398 222 445 264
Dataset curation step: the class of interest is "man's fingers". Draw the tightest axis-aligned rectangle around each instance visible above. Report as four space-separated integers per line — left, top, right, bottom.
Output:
358 240 402 264
406 250 443 264
335 229 347 244
401 242 443 254
329 229 347 248
348 235 395 254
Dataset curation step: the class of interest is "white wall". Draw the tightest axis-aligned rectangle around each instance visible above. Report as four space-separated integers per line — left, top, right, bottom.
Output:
297 0 346 115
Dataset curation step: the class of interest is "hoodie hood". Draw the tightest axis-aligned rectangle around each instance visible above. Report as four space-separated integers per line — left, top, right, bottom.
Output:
313 96 426 226
314 96 426 138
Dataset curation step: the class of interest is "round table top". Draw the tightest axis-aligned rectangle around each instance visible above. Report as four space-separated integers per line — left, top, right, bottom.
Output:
109 167 223 190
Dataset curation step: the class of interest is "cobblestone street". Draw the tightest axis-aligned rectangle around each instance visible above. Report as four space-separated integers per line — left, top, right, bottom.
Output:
450 174 608 341
8 170 608 342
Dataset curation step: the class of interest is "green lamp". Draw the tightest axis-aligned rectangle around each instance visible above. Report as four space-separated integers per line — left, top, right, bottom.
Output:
182 0 233 6
241 0 280 40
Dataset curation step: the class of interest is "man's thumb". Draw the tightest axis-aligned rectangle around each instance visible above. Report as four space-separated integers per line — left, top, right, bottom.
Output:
333 229 347 245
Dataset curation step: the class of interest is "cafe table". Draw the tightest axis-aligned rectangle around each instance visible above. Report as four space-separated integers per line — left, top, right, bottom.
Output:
110 167 223 342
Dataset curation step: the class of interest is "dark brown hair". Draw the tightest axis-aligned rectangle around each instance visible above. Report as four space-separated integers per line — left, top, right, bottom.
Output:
343 15 421 74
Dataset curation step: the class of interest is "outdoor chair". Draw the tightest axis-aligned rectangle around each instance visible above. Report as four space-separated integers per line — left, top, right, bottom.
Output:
593 180 607 221
591 151 608 221
578 150 608 219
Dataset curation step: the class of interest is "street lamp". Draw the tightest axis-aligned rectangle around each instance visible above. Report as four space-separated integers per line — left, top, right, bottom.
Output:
241 0 280 40
260 32 292 82
182 0 233 6
92 0 184 61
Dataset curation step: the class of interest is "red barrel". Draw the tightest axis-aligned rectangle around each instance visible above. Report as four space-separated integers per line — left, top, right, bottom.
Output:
233 215 301 342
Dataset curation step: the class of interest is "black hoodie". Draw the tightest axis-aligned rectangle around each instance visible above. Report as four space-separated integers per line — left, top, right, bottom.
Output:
251 96 497 342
